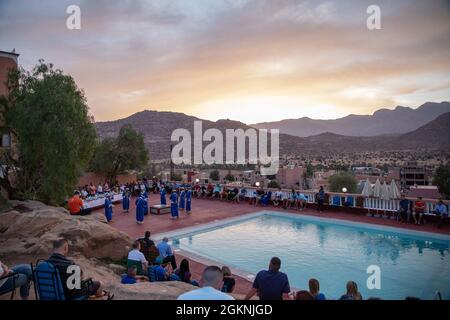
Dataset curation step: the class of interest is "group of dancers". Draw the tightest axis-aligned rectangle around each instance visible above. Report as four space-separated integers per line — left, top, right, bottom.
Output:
104 185 193 224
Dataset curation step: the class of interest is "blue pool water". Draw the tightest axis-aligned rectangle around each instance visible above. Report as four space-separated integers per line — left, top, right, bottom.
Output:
171 212 450 300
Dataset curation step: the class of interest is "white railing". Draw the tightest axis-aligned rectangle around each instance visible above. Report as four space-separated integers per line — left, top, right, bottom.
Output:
222 185 448 215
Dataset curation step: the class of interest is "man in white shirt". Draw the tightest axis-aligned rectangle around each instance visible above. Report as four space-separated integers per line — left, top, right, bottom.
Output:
127 241 148 271
97 184 103 194
177 266 235 300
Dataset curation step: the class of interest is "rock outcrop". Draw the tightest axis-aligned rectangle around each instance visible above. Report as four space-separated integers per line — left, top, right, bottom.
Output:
0 200 199 300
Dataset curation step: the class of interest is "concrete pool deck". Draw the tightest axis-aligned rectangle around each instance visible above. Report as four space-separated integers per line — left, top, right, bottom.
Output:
104 195 450 295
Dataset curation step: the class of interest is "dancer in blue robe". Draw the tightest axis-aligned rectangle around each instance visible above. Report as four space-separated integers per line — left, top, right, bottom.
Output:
160 186 167 205
170 191 179 219
179 188 186 211
142 191 149 216
104 194 113 222
122 189 130 213
135 196 145 224
186 188 192 214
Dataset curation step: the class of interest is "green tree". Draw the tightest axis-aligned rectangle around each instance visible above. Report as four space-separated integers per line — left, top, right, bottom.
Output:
209 170 220 181
267 180 280 189
434 165 450 199
171 173 183 182
224 171 235 182
328 173 358 193
1 61 96 204
90 124 148 182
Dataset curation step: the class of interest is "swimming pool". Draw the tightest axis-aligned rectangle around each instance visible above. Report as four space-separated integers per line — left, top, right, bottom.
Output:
168 211 450 300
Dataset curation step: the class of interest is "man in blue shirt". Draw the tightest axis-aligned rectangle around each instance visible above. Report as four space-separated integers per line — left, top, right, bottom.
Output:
244 257 291 300
397 194 411 223
121 266 148 284
434 199 448 229
157 237 177 270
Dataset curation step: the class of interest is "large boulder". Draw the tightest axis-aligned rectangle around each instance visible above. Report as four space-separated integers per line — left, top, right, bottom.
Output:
0 200 132 262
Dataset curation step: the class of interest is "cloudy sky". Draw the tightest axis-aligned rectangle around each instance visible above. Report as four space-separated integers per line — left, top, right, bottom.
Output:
1 0 449 123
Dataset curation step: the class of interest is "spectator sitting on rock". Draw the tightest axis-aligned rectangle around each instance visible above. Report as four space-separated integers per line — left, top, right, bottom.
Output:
46 238 113 300
121 265 148 284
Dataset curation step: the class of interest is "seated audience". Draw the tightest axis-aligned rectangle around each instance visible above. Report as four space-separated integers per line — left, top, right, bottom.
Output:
239 188 247 202
339 281 363 300
46 239 109 299
273 188 284 207
68 191 92 216
149 261 173 281
177 266 235 300
413 197 425 225
121 266 148 284
244 257 291 300
434 199 448 228
397 194 411 222
308 278 326 300
295 290 315 300
128 240 149 274
221 266 236 293
157 237 177 270
285 189 296 209
137 231 154 261
175 259 199 286
0 260 32 300
296 192 307 210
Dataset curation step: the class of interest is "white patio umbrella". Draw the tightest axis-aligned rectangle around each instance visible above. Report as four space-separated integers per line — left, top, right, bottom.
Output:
380 181 390 201
389 179 401 199
372 179 382 198
380 181 391 218
361 178 373 197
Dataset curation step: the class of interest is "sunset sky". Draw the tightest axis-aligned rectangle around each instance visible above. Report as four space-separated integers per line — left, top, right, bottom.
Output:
1 0 449 123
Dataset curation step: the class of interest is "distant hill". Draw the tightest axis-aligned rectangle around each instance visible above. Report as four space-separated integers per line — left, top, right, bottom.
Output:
95 108 450 160
251 101 450 137
96 110 306 160
397 111 450 149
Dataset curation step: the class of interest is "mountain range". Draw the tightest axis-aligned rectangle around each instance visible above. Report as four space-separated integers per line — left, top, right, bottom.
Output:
251 101 450 137
95 102 450 160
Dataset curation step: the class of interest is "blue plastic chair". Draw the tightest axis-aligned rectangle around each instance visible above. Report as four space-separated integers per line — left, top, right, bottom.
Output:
260 192 272 206
332 196 341 206
346 196 354 207
33 261 88 300
33 261 66 300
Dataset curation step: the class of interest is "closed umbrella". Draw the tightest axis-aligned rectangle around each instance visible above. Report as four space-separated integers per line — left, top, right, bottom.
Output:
372 179 382 198
381 181 390 201
389 179 401 199
380 181 391 218
361 178 373 197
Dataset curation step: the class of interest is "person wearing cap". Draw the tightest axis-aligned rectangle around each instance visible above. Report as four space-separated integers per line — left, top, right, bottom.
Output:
104 193 113 222
186 187 192 214
68 191 92 216
157 237 177 270
170 190 179 220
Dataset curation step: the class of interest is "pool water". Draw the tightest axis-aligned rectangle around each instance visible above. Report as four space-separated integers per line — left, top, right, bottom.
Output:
171 212 450 300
